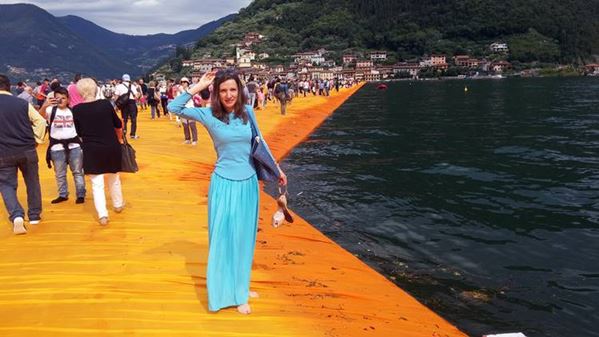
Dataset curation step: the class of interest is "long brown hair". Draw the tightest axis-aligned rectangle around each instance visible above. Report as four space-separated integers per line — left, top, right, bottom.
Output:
211 68 249 124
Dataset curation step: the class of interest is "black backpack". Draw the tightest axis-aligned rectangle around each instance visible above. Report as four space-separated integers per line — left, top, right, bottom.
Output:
115 83 132 110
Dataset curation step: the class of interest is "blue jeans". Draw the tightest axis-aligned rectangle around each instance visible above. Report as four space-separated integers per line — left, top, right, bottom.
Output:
50 147 86 198
0 149 42 222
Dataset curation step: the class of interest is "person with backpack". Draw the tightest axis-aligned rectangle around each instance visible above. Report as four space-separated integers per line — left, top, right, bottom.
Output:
39 87 86 204
146 81 161 119
114 74 141 139
246 76 258 108
274 78 290 115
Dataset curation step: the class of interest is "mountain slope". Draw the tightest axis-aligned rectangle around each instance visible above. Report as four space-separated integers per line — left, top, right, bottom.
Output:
0 4 130 79
0 3 234 80
180 0 599 66
57 14 236 73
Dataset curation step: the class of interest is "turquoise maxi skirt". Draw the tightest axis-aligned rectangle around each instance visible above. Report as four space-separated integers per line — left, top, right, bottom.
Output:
207 172 259 312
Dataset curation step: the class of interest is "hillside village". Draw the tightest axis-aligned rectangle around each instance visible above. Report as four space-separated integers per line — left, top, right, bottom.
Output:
154 32 599 82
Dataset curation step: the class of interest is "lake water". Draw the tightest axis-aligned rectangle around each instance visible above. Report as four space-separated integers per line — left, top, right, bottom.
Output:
276 78 599 337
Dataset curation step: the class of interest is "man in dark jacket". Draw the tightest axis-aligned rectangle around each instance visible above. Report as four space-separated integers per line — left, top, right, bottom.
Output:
0 74 46 234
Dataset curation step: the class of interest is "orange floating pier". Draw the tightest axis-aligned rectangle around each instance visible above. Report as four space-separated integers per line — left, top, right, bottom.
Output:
0 85 466 337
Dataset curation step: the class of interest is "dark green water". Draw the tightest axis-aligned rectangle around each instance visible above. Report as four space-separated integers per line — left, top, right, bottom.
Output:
278 78 599 337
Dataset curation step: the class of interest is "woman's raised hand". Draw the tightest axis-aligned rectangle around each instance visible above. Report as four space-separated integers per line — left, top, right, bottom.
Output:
189 70 216 95
199 70 216 88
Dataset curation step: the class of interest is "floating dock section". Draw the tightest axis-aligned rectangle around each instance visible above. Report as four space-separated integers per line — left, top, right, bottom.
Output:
0 84 466 337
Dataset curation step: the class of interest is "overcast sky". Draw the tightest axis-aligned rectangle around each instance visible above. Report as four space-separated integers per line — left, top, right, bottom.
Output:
0 0 252 34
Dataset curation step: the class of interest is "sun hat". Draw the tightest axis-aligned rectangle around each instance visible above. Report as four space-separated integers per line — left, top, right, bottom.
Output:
122 74 130 81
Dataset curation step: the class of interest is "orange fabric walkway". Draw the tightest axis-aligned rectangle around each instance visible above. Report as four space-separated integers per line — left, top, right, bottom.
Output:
0 85 466 337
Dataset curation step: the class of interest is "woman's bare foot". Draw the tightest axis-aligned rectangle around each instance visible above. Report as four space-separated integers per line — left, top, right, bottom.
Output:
249 291 259 298
237 303 251 314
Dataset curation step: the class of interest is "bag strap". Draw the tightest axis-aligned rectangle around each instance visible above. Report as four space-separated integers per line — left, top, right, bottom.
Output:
48 106 58 132
246 107 259 140
122 132 129 145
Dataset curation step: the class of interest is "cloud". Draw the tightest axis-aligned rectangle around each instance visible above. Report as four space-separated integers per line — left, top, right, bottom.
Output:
0 0 252 34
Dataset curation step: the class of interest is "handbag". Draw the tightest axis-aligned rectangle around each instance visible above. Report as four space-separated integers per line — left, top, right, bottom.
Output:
120 134 138 173
248 110 280 182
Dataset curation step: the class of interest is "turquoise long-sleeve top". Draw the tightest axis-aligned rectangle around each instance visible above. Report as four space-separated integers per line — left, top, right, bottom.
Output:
168 92 275 180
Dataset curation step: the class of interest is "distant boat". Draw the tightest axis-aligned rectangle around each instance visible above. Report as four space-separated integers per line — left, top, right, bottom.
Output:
377 83 388 90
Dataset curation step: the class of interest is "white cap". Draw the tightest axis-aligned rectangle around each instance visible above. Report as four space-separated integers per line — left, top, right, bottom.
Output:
180 77 190 83
122 74 130 81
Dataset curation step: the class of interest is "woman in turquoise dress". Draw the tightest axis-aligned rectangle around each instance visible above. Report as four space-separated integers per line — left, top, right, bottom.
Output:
168 69 287 314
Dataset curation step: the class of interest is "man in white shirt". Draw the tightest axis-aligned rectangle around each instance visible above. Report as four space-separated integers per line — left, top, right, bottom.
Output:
39 87 86 204
114 74 141 139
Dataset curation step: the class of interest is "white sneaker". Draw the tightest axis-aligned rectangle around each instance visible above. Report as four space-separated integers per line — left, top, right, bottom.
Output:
29 219 40 225
12 217 27 235
183 140 191 144
99 217 109 226
191 141 197 146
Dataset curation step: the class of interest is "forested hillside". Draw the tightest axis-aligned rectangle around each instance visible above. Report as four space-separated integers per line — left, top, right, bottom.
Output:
181 0 599 65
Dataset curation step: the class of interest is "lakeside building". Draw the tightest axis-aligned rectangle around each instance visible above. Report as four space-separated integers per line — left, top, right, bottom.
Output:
453 55 482 68
431 55 449 69
182 58 227 72
369 51 388 62
377 66 394 79
490 42 509 53
242 32 264 47
292 51 326 65
393 63 421 78
343 54 357 64
491 60 512 73
238 56 252 68
585 63 599 75
364 69 381 81
356 60 374 69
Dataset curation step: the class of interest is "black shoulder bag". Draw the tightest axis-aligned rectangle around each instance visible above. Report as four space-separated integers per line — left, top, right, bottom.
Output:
120 134 138 173
247 109 280 182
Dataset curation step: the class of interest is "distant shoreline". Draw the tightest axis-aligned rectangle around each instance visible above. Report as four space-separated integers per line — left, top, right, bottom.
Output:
372 73 599 82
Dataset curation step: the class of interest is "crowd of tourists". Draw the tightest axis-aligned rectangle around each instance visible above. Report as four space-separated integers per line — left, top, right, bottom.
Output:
1 69 356 314
2 71 357 231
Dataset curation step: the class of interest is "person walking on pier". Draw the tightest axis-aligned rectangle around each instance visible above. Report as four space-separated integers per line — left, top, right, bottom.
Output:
176 77 198 145
115 74 141 139
39 87 86 204
0 74 46 234
168 69 287 315
73 78 125 226
274 78 290 115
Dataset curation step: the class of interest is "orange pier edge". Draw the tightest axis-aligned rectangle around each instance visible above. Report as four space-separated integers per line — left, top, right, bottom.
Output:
0 84 467 337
